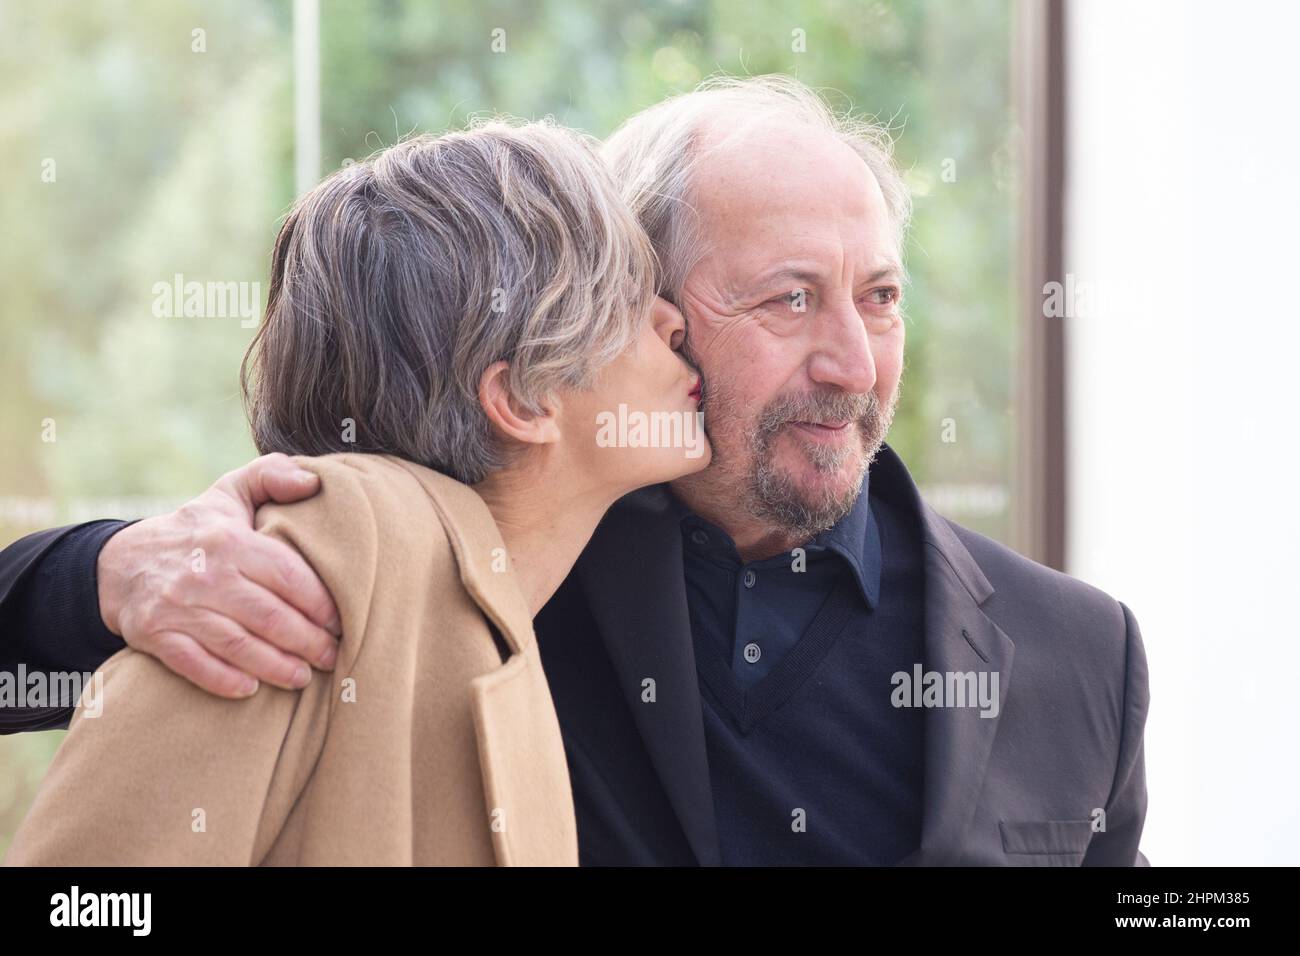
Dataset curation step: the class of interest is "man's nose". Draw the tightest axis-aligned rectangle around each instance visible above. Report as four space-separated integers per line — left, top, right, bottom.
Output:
807 299 877 394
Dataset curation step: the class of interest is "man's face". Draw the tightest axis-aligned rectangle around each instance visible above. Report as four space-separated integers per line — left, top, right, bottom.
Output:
673 120 904 541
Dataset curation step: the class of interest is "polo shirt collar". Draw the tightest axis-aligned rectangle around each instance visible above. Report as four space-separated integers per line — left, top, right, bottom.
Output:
668 469 882 610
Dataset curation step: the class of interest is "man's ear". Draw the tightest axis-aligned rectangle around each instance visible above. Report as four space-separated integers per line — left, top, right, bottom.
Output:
477 360 562 447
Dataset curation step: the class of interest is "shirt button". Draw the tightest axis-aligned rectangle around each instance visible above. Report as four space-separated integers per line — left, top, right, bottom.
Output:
743 642 762 664
690 529 709 546
742 569 756 588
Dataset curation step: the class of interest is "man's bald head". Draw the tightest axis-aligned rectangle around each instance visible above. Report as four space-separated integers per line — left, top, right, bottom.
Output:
600 74 911 306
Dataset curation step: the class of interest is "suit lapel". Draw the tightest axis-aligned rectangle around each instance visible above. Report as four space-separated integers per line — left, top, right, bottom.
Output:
873 446 1016 865
576 486 722 866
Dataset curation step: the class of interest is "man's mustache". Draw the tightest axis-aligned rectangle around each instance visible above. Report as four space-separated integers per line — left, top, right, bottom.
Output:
756 389 880 437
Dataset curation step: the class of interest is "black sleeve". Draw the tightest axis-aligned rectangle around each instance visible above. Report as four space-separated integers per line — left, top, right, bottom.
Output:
0 520 132 734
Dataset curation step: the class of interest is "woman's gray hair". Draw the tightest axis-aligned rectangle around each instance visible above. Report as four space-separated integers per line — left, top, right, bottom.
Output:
600 74 912 304
242 117 656 485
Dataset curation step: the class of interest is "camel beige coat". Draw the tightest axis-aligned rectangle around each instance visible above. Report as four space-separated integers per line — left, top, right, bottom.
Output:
3 454 579 866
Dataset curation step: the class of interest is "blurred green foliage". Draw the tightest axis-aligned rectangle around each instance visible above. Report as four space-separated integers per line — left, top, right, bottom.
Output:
0 0 1015 853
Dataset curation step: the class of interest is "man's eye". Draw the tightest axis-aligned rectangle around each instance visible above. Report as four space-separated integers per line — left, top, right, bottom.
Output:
766 289 810 311
864 287 900 306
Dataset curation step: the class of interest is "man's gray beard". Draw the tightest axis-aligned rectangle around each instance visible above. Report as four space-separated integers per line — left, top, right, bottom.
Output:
739 384 898 541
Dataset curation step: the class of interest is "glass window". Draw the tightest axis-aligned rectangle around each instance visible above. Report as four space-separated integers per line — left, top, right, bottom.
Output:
0 0 1018 850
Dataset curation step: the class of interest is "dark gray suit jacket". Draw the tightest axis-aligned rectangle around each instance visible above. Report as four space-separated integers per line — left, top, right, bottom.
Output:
537 440 1150 865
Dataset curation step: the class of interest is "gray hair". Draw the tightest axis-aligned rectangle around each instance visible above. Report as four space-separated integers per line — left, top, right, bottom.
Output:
242 117 657 484
600 74 912 304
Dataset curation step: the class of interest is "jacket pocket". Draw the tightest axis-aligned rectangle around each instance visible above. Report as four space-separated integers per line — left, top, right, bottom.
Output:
999 819 1096 859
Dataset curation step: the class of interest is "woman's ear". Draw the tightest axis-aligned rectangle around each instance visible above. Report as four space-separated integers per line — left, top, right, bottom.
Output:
651 296 687 352
477 360 562 447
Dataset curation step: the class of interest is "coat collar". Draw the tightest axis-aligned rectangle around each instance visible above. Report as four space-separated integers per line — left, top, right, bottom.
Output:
666 466 884 611
578 441 1015 866
386 457 579 866
386 457 536 657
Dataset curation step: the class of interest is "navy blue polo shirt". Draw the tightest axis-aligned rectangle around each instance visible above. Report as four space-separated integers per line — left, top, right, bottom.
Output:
670 472 927 865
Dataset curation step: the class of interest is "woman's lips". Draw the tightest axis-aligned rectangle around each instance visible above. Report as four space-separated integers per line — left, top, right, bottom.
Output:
688 378 702 402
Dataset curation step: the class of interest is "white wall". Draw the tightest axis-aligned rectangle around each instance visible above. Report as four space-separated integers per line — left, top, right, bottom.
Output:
1066 0 1300 865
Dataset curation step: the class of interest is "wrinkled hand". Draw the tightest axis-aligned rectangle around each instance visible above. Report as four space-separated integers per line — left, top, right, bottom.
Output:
96 453 341 698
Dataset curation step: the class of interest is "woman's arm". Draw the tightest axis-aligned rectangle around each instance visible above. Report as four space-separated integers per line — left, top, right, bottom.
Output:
2 644 328 865
2 457 376 865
